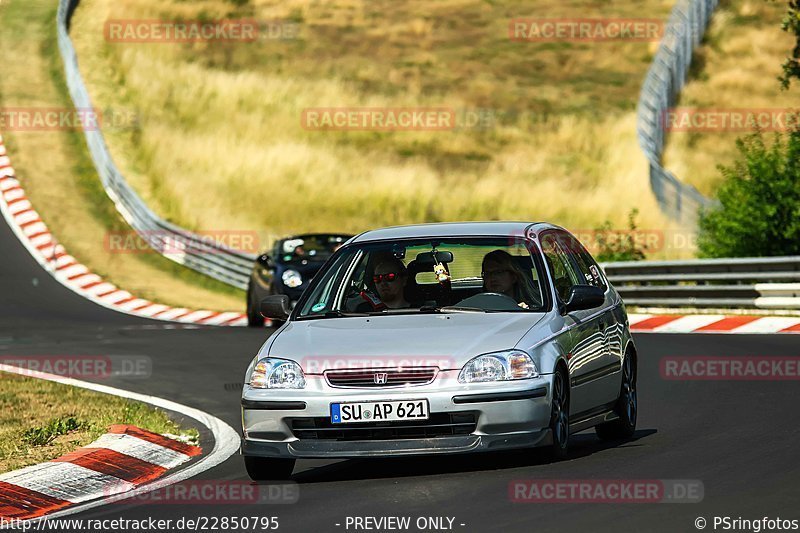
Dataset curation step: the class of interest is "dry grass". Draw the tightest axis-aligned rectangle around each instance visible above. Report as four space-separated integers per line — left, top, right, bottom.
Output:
0 0 244 311
0 372 196 474
662 0 797 196
69 0 696 257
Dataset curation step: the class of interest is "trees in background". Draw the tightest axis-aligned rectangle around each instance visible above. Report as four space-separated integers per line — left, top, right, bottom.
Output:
697 130 800 257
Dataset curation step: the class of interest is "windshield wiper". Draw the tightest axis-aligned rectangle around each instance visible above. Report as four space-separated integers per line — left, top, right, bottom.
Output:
296 310 369 320
325 310 369 318
419 305 487 314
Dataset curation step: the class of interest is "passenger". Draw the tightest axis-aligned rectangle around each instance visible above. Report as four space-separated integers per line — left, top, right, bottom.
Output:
372 257 411 309
481 250 539 308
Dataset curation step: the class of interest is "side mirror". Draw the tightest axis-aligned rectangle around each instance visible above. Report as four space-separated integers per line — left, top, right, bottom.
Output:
564 285 605 313
260 295 290 320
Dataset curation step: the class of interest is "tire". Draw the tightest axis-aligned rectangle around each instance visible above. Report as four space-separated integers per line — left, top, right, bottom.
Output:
243 456 295 481
246 282 265 328
549 368 570 460
596 350 637 441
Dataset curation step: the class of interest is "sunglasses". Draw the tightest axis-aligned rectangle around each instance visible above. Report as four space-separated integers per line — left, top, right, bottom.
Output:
373 272 400 283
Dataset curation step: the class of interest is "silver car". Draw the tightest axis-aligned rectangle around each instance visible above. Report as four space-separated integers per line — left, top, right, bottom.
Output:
240 222 638 480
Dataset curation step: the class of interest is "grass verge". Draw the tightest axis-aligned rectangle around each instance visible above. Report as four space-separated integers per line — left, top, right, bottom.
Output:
663 0 796 196
68 0 690 256
0 371 198 474
0 0 244 312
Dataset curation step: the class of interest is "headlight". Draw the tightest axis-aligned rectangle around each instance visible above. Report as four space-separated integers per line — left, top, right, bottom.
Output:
282 269 303 288
249 358 306 389
458 350 538 383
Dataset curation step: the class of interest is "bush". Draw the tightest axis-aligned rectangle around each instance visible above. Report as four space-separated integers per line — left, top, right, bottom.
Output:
697 130 800 258
593 209 648 262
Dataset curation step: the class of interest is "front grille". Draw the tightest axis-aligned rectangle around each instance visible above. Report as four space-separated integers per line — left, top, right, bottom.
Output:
290 413 477 441
325 367 437 388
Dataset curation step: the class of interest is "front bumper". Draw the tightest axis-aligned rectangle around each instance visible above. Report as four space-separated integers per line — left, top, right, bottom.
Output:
241 372 553 458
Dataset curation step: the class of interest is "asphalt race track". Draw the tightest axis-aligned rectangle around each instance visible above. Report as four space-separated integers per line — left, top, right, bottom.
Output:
2 214 800 533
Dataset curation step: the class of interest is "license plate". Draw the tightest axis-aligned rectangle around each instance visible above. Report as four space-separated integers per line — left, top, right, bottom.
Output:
330 400 429 424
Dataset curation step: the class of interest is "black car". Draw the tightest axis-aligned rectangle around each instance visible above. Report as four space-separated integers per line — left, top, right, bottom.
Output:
246 234 352 327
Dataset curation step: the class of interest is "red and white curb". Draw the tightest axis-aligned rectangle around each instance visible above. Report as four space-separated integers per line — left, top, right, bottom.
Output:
0 363 240 525
629 314 800 334
0 134 248 326
0 425 201 520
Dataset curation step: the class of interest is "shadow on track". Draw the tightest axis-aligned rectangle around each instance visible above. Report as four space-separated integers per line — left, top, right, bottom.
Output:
284 429 657 484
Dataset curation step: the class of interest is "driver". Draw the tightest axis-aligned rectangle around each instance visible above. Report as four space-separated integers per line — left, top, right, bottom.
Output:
372 258 411 309
481 250 539 308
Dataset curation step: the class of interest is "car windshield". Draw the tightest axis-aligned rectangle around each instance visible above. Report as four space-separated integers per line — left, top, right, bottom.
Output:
280 235 347 262
296 237 546 318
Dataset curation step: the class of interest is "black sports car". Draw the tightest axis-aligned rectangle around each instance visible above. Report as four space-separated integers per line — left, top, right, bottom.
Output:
246 234 351 327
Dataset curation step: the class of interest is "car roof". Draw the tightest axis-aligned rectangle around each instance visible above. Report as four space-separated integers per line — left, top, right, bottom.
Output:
278 233 352 242
350 221 563 243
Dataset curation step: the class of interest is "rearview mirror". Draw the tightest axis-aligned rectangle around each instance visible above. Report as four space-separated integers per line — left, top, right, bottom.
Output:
415 251 454 264
260 295 290 320
563 285 605 313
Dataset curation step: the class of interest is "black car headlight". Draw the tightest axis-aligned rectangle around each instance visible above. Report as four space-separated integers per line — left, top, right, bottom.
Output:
281 269 303 288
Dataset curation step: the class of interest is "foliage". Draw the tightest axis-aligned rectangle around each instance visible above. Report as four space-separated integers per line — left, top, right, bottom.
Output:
780 0 800 88
697 130 800 257
593 209 648 262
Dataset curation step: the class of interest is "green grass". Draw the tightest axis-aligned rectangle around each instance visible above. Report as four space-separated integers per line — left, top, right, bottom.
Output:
0 0 245 310
40 9 243 299
66 0 688 255
662 0 796 196
0 372 198 474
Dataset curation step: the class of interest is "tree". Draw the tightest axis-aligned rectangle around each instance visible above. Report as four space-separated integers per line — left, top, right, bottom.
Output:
697 130 800 257
780 0 800 88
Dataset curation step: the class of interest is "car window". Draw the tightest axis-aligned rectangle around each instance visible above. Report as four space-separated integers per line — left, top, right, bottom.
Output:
540 233 582 303
299 251 357 314
295 237 547 317
558 233 608 291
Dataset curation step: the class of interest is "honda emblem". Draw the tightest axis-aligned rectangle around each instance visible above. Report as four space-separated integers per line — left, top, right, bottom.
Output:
374 373 388 385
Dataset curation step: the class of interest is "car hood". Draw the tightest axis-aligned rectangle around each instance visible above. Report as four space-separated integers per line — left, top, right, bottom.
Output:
264 312 547 371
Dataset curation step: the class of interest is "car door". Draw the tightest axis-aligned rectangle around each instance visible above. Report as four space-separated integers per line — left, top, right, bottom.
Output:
557 231 621 408
540 232 609 415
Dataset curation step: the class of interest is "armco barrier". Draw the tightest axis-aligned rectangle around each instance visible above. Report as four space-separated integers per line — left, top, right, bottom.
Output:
604 256 800 310
56 0 256 290
636 0 718 225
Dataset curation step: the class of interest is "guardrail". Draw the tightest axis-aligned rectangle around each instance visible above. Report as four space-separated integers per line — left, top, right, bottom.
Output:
56 0 256 290
604 256 800 310
58 0 721 291
636 0 718 225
